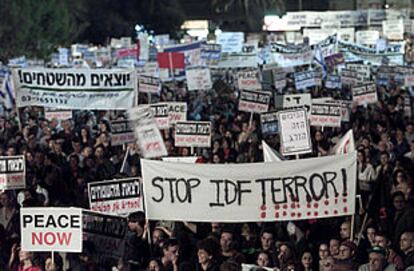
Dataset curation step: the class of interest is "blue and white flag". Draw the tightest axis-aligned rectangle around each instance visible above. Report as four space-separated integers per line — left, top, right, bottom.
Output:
0 73 15 109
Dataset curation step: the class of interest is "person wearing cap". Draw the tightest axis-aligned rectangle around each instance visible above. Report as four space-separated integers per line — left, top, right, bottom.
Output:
373 232 403 271
358 246 397 271
334 240 359 271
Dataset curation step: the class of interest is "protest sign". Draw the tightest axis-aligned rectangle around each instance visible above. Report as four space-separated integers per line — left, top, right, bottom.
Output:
150 103 169 129
217 53 258 68
185 67 212 91
110 119 135 146
237 70 262 90
13 68 136 110
138 75 161 95
238 89 271 113
136 62 159 78
128 106 167 158
277 109 312 156
346 63 371 82
275 94 312 115
216 32 244 53
116 46 138 59
352 83 378 106
201 43 221 66
324 53 345 70
294 71 320 90
167 102 187 125
175 121 211 148
382 19 404 40
21 207 82 252
325 75 342 89
83 210 127 267
88 178 143 215
341 69 359 86
272 69 287 90
162 157 199 163
0 155 25 190
44 109 72 121
260 111 279 135
310 102 342 127
405 75 414 87
141 151 356 222
356 30 380 45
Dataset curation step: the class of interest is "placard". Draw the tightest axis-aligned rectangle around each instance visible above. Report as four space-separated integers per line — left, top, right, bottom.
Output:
141 152 356 222
167 102 187 125
175 121 211 148
356 30 380 45
383 19 404 40
294 71 320 90
88 178 143 215
44 109 72 121
346 63 371 82
238 89 271 113
150 103 169 129
128 106 167 158
138 75 161 94
21 207 82 252
352 83 378 106
310 102 342 127
325 75 342 89
217 32 244 53
237 70 262 90
260 111 279 135
110 119 135 146
277 109 312 156
275 94 312 115
0 155 25 190
185 67 212 91
83 211 127 267
341 69 359 86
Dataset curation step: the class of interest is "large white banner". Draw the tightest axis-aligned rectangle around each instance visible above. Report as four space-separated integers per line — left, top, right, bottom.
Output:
21 207 82 252
88 178 143 215
278 109 312 156
142 152 357 222
0 155 26 190
13 68 136 110
185 67 212 91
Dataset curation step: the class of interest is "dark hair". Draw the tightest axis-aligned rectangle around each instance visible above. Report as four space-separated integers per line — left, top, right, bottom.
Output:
127 211 146 228
162 238 179 250
197 238 221 260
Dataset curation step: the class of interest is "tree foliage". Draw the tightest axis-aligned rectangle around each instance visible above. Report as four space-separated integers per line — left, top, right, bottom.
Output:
0 0 184 62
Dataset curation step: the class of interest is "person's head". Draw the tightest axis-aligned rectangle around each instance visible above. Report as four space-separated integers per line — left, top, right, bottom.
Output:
0 191 13 208
374 232 390 249
338 240 356 260
392 191 406 211
329 238 340 256
321 256 335 271
366 226 377 245
301 251 313 269
19 250 34 262
357 150 366 164
318 243 329 260
162 239 180 262
260 229 274 251
379 152 389 165
211 222 222 234
147 258 162 271
45 252 63 271
127 211 146 234
256 251 272 267
220 229 234 253
368 246 387 271
152 228 166 246
340 221 351 240
197 238 219 265
400 231 414 254
278 243 293 263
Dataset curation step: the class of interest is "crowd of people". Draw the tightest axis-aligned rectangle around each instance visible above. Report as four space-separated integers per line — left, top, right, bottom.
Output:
1 30 414 271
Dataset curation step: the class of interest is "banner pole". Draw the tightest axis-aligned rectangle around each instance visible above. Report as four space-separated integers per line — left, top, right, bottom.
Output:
51 251 54 266
249 112 254 127
350 214 355 241
120 146 130 174
190 146 194 155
